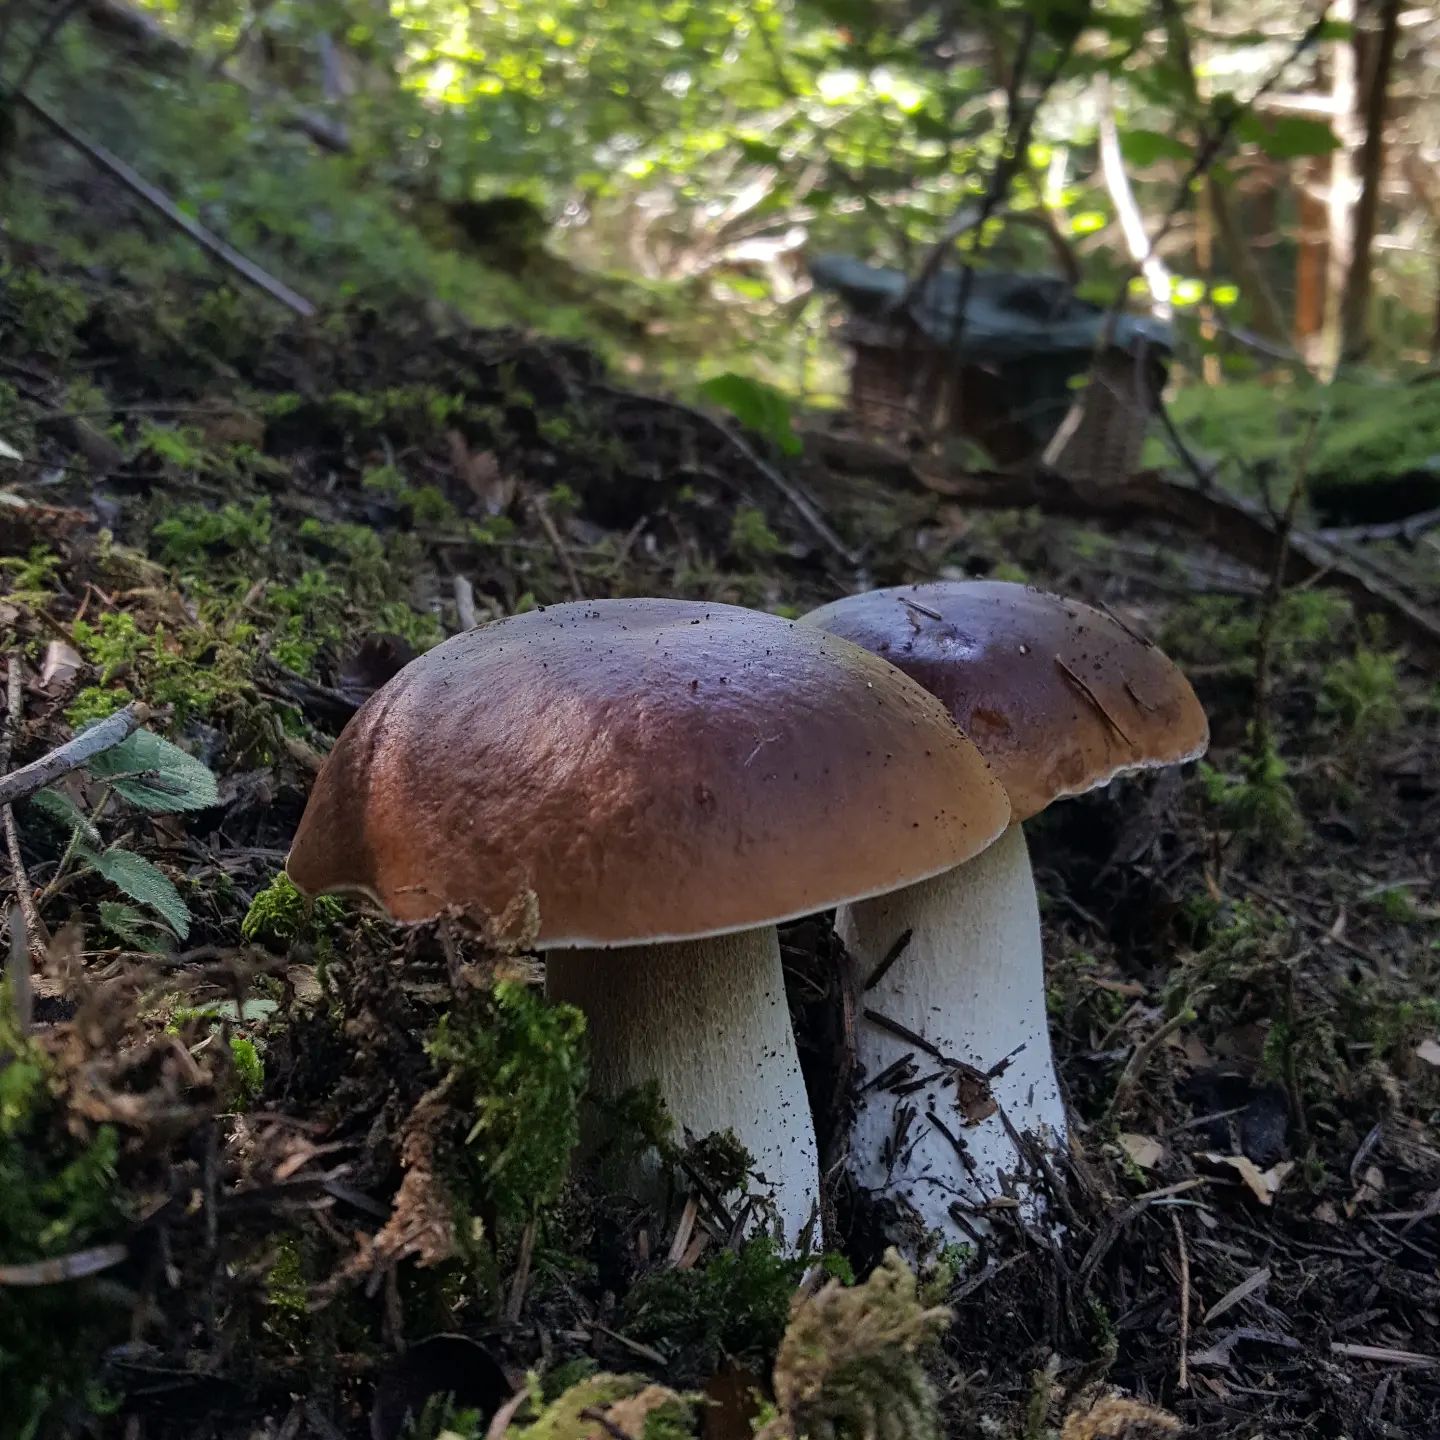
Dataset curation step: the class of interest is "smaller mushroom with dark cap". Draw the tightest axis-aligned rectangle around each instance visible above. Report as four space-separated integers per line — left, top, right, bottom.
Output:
805 581 1208 1239
285 598 1011 1249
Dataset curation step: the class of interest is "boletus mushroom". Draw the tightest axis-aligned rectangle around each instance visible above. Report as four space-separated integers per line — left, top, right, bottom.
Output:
805 581 1208 1239
285 598 1011 1249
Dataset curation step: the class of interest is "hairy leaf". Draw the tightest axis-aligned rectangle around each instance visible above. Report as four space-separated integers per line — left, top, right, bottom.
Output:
85 729 219 814
81 847 190 939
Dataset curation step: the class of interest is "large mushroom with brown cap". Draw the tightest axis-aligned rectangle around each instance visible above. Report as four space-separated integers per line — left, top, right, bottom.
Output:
286 597 1010 1249
805 581 1208 1241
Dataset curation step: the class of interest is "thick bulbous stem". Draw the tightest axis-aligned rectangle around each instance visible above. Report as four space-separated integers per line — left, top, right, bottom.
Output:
834 824 1065 1245
546 927 820 1251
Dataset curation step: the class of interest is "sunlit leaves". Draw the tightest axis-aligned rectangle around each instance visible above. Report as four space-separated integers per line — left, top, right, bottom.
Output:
1234 111 1340 159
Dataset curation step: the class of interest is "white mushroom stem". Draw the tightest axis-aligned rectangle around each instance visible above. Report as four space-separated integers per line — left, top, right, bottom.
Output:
834 824 1065 1247
545 927 820 1252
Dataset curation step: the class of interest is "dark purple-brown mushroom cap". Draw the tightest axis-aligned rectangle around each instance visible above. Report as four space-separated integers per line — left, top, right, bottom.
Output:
804 581 1209 821
286 598 1011 946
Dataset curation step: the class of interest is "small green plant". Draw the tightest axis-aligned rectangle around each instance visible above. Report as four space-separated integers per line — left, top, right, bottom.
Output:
622 1235 809 1382
730 505 783 565
1201 741 1304 848
24 726 218 940
1320 642 1403 738
229 1035 265 1103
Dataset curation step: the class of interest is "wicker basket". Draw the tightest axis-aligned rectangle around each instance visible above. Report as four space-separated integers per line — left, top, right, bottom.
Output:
839 217 1161 486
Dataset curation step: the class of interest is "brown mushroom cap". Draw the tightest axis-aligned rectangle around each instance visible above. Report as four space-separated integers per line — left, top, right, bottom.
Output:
285 598 1010 946
804 581 1208 822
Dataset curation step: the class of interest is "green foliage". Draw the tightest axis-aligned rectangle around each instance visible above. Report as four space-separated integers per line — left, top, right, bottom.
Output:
622 1235 808 1379
429 983 588 1222
0 264 89 359
1165 379 1440 513
241 873 346 947
1320 643 1403 738
1234 111 1340 159
229 1035 265 1104
79 844 191 939
730 506 784 566
84 727 220 812
153 498 274 563
1161 590 1351 671
69 609 257 725
700 374 801 456
0 991 128 1433
0 546 62 605
1202 743 1304 849
488 1373 696 1440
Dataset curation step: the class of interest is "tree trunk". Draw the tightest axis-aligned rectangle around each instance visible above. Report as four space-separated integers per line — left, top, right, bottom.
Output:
1338 0 1402 364
1321 0 1360 375
1295 168 1329 353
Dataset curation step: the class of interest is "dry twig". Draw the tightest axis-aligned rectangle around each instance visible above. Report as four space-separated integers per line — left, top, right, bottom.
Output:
0 699 147 809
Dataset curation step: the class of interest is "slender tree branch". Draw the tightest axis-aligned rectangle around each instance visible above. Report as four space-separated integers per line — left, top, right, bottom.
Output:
0 700 147 809
16 90 317 317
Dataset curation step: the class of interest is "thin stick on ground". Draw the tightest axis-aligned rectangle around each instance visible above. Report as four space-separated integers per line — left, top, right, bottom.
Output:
1172 1210 1191 1391
15 91 316 318
528 493 585 600
0 699 147 809
1 656 47 963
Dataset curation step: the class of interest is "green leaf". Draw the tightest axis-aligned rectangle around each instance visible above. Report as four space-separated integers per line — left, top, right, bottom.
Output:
81 846 191 939
1118 129 1192 166
97 901 169 950
1235 111 1339 160
24 786 100 846
698 373 802 457
85 729 219 813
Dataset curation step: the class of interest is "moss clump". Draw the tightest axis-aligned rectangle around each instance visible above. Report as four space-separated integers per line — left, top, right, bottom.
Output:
1202 742 1304 849
429 983 588 1224
622 1236 808 1383
241 873 347 949
757 1250 950 1440
1165 377 1440 521
0 991 129 1433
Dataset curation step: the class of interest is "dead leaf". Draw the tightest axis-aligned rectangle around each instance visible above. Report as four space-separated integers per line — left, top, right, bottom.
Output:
1117 1133 1166 1170
1201 1152 1295 1206
449 430 516 516
0 437 23 462
40 638 83 691
1346 1164 1384 1217
1415 1037 1440 1067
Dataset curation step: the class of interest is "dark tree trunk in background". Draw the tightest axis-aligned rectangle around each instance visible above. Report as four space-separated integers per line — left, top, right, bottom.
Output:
1339 0 1403 364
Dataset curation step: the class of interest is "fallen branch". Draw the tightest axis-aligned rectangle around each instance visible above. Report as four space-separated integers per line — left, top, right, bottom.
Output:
810 430 1440 663
16 91 316 318
0 699 147 810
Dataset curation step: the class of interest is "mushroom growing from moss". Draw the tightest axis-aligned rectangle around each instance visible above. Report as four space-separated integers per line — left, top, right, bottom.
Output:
286 598 1010 1249
805 581 1208 1239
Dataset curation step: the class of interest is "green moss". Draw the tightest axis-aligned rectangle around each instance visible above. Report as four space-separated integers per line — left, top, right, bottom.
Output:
241 873 346 948
622 1235 807 1380
1201 742 1304 848
1166 377 1440 516
153 498 273 563
0 990 129 1433
729 506 782 565
69 609 258 727
429 983 588 1223
1161 590 1351 670
1320 643 1404 737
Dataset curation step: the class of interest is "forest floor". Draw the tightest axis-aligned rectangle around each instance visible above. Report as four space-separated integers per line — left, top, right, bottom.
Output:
3 115 1440 1440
